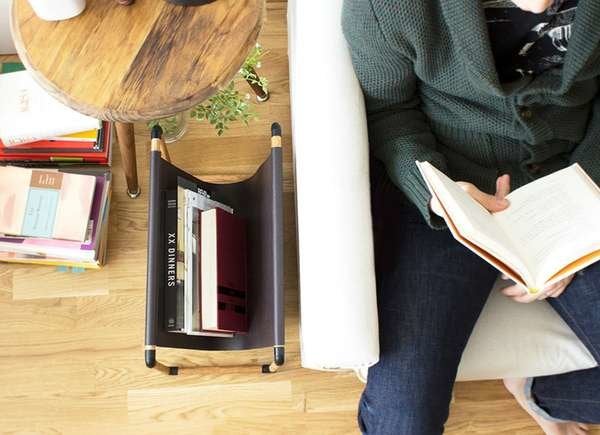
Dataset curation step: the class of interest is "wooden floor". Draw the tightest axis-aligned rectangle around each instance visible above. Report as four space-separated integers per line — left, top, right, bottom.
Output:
1 2 598 434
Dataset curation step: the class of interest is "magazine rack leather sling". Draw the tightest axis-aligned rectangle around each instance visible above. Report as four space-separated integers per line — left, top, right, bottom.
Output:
145 124 284 374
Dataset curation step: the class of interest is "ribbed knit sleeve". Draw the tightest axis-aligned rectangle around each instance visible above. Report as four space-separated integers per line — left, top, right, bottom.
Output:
342 0 447 229
570 95 600 185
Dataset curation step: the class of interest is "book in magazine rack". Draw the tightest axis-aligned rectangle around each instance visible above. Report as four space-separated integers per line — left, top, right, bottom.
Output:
145 123 284 375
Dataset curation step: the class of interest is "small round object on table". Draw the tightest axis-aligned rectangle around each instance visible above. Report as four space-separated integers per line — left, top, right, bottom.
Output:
10 0 264 196
166 0 217 5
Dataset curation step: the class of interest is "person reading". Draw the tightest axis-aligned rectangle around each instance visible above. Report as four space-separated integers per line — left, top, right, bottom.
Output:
343 0 600 433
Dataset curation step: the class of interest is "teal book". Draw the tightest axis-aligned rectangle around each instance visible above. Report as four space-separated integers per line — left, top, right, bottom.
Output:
0 62 25 74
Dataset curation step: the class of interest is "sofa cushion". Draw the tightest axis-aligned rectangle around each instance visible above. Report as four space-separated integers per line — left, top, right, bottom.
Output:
457 279 597 381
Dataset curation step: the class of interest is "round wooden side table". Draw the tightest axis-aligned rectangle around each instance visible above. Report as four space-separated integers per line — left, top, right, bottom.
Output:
10 0 264 197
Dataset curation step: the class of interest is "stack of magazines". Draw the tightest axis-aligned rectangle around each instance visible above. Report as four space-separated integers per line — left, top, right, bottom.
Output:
0 166 111 269
165 179 249 337
0 63 112 268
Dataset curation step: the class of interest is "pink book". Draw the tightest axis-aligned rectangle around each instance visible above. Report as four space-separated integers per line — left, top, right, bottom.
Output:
0 166 95 242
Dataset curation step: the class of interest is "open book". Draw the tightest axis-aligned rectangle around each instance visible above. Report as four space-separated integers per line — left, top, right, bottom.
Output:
417 161 600 293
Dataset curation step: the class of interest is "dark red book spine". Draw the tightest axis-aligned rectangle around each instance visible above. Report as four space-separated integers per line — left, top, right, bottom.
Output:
215 208 248 332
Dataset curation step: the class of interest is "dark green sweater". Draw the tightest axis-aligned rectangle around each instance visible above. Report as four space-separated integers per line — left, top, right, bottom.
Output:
342 0 600 228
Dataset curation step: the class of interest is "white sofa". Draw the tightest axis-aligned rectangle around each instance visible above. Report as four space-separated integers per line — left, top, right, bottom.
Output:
288 0 597 381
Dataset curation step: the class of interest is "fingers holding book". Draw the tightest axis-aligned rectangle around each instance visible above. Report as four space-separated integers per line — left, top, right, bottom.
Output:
500 274 575 303
430 174 511 217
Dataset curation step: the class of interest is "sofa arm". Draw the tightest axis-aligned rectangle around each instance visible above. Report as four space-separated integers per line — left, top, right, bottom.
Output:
288 0 379 371
0 0 16 55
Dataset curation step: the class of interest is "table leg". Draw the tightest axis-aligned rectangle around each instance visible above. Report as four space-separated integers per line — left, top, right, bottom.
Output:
115 122 140 198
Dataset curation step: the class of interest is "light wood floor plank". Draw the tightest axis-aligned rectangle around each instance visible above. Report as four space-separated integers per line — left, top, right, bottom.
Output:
127 380 301 423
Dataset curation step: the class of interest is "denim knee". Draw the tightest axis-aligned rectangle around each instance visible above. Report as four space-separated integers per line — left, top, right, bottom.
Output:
358 377 449 435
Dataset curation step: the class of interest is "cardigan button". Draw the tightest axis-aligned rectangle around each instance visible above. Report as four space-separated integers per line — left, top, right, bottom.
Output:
527 163 542 174
519 106 533 120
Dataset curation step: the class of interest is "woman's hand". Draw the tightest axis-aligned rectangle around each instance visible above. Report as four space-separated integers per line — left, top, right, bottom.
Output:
430 174 511 216
501 275 575 303
428 173 574 303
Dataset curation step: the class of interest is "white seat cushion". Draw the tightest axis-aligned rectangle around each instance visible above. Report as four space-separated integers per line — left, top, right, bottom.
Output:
457 279 597 381
357 279 597 382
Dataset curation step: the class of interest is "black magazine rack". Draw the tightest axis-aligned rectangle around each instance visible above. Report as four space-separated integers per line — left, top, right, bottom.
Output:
145 124 284 374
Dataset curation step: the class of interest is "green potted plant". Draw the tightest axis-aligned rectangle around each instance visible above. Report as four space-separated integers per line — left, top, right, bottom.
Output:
149 44 268 142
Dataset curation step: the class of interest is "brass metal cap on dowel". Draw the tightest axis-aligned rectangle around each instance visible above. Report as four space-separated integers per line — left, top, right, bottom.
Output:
150 125 171 162
271 122 282 148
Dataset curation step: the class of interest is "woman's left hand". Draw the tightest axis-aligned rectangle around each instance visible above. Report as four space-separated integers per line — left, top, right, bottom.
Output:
501 274 575 303
491 174 576 303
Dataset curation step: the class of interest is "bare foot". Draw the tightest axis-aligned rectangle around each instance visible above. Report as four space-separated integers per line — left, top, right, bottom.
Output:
503 378 590 435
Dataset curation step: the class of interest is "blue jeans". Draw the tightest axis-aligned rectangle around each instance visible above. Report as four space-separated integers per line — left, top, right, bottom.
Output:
360 162 600 434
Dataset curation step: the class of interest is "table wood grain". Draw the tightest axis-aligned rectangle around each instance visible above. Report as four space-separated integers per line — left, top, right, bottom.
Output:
11 0 264 122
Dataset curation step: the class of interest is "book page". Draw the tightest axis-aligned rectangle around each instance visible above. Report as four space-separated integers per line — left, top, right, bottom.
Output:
494 164 600 287
417 162 533 284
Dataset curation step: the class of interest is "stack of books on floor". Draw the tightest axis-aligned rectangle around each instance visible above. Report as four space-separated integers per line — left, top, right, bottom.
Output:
0 63 112 166
0 62 112 269
165 181 249 337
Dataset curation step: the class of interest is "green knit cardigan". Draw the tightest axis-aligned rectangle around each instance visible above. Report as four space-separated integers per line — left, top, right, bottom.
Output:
342 0 600 228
